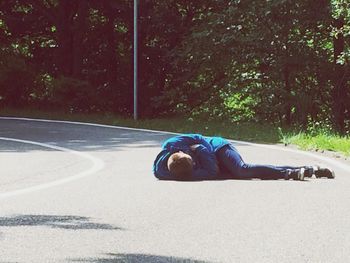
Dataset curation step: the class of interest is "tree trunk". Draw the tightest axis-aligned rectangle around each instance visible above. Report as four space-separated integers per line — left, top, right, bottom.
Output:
55 0 88 78
332 17 346 133
72 0 88 78
284 64 292 125
55 0 74 77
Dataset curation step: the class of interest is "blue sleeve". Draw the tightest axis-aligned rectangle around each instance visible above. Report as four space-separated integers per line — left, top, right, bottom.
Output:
162 134 212 152
153 150 174 180
155 167 174 181
191 145 218 180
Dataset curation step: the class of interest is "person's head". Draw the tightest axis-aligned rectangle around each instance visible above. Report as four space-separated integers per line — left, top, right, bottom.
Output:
167 151 193 180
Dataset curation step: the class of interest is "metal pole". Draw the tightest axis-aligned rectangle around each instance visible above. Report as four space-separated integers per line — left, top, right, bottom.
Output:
133 0 138 120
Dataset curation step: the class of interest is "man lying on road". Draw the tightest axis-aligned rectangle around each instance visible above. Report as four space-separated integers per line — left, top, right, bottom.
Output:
153 134 335 181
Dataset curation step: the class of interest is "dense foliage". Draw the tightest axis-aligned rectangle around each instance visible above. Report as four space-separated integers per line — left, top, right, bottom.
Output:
0 0 349 132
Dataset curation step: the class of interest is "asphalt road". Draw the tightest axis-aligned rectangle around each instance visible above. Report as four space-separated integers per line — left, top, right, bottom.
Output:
0 117 349 263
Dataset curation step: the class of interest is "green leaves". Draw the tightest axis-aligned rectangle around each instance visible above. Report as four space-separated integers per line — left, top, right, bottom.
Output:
0 0 349 131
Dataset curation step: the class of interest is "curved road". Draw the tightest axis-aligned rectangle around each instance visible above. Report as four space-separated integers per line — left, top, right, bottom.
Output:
0 117 349 263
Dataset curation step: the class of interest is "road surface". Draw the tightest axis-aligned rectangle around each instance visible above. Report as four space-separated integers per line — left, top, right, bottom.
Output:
0 117 349 263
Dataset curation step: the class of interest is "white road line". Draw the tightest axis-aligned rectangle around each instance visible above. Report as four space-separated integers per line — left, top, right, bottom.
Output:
0 116 349 173
0 137 105 199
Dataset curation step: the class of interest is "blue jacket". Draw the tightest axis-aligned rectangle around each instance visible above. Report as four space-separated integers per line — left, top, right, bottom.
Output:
153 134 230 180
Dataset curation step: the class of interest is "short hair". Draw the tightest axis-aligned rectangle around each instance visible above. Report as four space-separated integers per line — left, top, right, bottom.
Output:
167 152 193 180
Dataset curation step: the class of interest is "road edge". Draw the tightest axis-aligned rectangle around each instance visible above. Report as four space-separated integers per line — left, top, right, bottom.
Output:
1 116 349 173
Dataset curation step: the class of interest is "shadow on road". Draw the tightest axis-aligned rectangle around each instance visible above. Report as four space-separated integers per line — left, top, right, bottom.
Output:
0 119 249 152
0 119 173 152
0 214 122 230
70 253 212 263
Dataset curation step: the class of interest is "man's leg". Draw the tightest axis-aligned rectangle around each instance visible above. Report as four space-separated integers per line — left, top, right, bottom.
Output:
217 145 305 180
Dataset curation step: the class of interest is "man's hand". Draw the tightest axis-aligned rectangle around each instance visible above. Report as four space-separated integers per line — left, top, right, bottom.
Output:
190 144 202 151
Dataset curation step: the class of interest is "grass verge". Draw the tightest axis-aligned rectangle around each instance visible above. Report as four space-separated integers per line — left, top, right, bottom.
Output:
281 132 350 157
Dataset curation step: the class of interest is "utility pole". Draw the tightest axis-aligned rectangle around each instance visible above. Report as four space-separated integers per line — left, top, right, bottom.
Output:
133 0 138 120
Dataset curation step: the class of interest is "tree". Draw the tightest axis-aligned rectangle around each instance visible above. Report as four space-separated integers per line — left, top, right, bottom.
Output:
0 0 133 113
0 0 349 132
331 0 350 133
163 0 333 126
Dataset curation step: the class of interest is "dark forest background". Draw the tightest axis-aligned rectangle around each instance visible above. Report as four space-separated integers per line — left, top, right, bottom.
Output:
0 0 349 133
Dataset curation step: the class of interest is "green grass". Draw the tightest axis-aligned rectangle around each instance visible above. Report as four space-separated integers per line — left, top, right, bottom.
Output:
282 132 350 157
1 107 349 157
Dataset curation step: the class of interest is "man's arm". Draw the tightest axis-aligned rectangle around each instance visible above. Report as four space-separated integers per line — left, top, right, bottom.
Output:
191 144 218 180
162 134 212 152
153 150 174 180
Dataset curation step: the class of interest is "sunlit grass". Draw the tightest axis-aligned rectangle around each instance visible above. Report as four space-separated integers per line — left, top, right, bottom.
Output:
285 132 350 156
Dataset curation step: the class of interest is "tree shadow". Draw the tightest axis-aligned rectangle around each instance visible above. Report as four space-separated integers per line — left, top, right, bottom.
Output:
70 253 212 263
0 119 250 152
0 214 123 230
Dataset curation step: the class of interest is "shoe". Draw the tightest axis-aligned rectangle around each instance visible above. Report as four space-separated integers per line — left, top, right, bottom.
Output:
303 166 314 178
314 167 335 179
286 168 305 181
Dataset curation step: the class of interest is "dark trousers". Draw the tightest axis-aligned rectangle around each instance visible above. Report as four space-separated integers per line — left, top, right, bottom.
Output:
217 145 303 180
